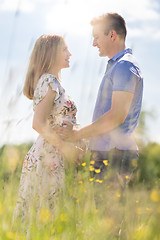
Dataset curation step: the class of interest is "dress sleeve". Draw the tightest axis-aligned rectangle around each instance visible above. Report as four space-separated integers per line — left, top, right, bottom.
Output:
33 74 60 107
112 61 138 93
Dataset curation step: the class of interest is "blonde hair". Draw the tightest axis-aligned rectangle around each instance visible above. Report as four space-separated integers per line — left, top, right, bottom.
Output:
23 34 64 100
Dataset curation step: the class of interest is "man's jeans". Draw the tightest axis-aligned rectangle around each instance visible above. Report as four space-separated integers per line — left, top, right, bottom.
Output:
90 148 139 207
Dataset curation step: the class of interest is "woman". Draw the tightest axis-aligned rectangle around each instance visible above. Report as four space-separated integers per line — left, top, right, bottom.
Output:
15 34 84 219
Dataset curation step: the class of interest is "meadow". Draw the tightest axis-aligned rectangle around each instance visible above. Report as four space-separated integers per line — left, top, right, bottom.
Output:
0 142 160 240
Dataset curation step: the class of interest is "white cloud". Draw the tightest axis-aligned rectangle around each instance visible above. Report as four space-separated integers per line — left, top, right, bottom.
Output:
90 0 160 22
123 0 160 22
154 31 160 40
127 28 142 38
45 0 160 38
0 0 35 13
128 26 160 41
45 2 93 36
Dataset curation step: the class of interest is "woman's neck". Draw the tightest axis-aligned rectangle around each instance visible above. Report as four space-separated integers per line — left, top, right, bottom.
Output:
48 68 61 82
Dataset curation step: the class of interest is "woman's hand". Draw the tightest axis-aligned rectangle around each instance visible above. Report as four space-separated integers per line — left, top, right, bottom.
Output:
56 121 78 142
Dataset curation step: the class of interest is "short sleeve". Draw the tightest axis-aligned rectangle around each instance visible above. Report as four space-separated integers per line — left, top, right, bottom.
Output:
112 61 138 93
33 74 60 108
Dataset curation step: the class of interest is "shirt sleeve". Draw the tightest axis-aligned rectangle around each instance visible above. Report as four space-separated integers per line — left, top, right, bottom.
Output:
112 61 138 93
34 74 60 107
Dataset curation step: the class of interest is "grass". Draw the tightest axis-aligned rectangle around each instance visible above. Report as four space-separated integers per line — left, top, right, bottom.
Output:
0 145 160 240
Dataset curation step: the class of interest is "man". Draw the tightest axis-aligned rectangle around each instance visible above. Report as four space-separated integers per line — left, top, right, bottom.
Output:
61 13 143 194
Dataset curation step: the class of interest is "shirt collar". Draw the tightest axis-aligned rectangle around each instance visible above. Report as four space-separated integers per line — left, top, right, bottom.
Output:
108 48 132 64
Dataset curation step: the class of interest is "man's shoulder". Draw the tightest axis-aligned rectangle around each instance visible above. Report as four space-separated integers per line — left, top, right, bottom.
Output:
114 53 142 78
117 53 140 68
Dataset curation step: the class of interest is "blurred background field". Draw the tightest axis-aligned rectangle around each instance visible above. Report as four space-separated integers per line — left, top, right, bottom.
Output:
0 140 160 239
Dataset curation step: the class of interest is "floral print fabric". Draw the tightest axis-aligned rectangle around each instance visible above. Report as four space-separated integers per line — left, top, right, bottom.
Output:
15 73 78 217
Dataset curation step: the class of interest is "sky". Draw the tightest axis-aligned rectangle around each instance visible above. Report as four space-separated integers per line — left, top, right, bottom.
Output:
0 0 160 147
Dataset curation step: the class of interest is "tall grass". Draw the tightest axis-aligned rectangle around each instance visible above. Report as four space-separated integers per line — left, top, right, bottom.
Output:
0 144 160 240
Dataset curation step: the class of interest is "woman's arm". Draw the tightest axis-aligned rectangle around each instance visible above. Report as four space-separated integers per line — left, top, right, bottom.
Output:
32 87 83 161
32 87 63 149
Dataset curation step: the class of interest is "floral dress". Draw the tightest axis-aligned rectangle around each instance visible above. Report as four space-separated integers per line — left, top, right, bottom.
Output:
16 73 78 217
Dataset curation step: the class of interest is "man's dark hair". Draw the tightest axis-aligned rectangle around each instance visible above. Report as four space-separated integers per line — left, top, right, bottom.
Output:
91 13 127 40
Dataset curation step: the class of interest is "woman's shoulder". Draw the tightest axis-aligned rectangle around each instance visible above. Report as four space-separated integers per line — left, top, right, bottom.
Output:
40 73 59 84
35 73 60 91
33 73 61 109
33 73 63 102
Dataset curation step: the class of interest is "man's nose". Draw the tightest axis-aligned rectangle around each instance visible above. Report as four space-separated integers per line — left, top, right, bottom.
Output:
93 39 97 47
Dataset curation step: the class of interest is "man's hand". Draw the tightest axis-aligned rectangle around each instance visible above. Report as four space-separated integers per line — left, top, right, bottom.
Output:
62 121 73 130
56 121 78 142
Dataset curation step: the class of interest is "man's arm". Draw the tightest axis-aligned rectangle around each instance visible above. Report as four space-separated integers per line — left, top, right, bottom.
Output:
73 90 134 140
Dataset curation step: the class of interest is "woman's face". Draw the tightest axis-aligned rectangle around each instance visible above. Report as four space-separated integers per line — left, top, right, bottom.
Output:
55 40 72 70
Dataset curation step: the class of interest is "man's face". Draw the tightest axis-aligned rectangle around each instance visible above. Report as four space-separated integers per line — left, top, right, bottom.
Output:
92 24 112 57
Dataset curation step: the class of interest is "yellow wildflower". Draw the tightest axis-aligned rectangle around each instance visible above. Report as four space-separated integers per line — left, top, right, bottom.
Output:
82 162 86 167
60 213 67 222
79 180 83 184
89 166 95 171
150 190 160 202
90 160 95 165
76 199 79 203
6 232 15 239
89 178 94 182
103 160 108 166
95 169 101 173
96 179 103 183
136 200 139 203
116 193 121 198
125 175 129 179
39 208 51 222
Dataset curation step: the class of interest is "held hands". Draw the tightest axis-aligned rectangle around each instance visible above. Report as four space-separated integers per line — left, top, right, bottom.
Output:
56 121 78 142
56 121 86 166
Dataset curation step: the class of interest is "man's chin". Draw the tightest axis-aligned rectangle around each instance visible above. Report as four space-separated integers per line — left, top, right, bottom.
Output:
99 52 105 57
